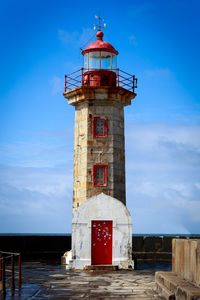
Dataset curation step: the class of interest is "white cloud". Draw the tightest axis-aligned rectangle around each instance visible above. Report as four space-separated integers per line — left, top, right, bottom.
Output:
58 29 79 46
125 123 200 234
58 28 94 49
0 132 74 168
79 28 95 48
49 76 63 96
129 2 157 18
0 164 72 233
0 131 74 233
143 68 173 78
128 35 138 46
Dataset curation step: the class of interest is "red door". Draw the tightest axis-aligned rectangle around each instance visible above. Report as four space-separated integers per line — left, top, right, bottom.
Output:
91 220 112 265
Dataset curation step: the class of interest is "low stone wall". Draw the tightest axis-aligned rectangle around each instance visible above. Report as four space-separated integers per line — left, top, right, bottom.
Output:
0 235 71 259
172 239 200 286
0 234 199 260
133 236 172 260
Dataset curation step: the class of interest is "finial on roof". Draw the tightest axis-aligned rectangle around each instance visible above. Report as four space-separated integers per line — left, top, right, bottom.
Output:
96 30 104 40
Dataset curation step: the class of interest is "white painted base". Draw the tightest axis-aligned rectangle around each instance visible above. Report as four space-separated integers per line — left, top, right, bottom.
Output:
61 250 72 265
71 193 133 270
69 258 134 270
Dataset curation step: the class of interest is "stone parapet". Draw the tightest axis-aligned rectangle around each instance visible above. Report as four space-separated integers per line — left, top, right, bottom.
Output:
63 86 136 107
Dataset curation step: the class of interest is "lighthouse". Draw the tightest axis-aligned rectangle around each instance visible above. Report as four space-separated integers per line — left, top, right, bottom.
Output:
63 20 137 269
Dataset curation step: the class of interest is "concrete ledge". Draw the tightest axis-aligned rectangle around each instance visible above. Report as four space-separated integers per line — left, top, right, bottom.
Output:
155 271 200 300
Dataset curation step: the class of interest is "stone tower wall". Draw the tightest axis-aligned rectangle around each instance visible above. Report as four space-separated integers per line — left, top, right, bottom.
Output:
73 100 126 208
73 102 89 208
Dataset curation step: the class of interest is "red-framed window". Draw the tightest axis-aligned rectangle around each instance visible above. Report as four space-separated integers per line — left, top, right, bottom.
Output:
93 164 107 187
93 116 108 138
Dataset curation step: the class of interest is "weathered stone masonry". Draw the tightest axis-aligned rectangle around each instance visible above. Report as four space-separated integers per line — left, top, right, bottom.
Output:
65 86 135 208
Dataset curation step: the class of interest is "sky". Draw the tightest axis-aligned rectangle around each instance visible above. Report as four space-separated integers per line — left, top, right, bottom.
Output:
0 0 200 234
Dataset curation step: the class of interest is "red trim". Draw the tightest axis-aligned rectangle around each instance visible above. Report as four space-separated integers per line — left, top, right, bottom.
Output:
93 116 108 138
93 164 107 187
82 41 118 55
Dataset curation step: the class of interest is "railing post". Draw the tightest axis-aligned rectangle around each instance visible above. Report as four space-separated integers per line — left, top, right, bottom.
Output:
0 254 2 281
81 68 84 86
117 69 119 87
132 75 135 93
18 254 22 287
64 75 67 92
2 257 6 296
11 254 15 292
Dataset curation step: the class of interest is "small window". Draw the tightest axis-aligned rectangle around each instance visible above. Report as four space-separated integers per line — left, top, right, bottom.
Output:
93 116 108 138
93 165 107 186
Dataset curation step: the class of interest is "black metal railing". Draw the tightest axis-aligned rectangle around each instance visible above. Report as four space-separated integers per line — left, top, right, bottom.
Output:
64 68 138 93
0 251 22 297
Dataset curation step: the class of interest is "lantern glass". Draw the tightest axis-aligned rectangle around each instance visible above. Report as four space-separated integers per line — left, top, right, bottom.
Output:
84 51 117 70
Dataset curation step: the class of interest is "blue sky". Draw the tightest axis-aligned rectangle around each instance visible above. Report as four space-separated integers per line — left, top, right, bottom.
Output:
0 0 200 234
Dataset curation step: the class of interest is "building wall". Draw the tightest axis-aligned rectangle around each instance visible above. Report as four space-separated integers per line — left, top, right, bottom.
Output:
72 193 132 269
73 99 126 208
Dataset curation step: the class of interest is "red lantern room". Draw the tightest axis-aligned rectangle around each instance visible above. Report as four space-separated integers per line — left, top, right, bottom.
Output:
82 30 118 87
64 20 137 95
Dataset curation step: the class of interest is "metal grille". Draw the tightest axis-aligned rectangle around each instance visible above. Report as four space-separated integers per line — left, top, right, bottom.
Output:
95 118 104 135
95 167 104 184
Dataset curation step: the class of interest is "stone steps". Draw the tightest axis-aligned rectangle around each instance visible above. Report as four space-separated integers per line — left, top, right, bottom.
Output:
84 264 119 271
155 271 200 300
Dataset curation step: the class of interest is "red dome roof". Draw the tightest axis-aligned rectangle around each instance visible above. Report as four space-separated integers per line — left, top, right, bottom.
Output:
82 30 118 55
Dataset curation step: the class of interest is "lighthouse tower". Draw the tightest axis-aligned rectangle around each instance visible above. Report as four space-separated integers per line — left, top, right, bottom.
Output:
63 21 137 269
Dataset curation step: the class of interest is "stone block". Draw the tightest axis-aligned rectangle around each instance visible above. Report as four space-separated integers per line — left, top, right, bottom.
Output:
132 236 144 252
113 134 124 142
156 239 200 300
144 237 163 252
155 271 200 300
163 237 172 252
113 141 123 149
172 239 200 286
94 106 105 114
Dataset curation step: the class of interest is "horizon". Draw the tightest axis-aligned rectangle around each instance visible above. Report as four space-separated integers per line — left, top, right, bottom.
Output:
1 233 200 237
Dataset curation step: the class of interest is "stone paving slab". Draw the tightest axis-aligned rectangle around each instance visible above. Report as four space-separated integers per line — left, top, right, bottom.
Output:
0 261 167 299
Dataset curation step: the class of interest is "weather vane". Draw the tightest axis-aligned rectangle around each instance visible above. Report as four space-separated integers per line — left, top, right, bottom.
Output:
93 15 106 31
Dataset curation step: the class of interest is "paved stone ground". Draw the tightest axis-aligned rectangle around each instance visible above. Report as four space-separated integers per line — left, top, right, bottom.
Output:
1 260 170 299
